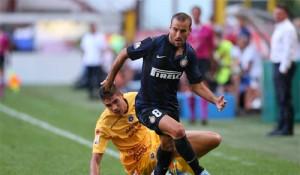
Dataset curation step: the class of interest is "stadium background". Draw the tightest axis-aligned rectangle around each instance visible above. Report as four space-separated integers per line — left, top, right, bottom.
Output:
0 0 299 174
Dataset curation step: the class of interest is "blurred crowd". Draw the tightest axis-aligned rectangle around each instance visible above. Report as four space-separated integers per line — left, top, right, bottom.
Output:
1 4 300 121
71 6 300 123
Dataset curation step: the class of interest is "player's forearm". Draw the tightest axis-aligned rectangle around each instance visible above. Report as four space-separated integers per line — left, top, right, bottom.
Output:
90 153 103 175
191 82 218 105
90 161 100 175
106 48 128 87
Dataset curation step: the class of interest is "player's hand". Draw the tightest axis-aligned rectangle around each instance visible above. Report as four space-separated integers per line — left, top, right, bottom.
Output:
216 95 226 112
100 78 111 92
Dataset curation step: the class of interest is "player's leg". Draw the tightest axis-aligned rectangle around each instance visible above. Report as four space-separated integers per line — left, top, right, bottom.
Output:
136 107 205 175
169 131 221 174
186 130 222 157
159 115 205 175
153 135 174 174
135 107 175 175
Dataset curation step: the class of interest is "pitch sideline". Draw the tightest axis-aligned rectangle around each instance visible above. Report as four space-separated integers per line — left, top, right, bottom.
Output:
0 103 255 167
0 103 119 159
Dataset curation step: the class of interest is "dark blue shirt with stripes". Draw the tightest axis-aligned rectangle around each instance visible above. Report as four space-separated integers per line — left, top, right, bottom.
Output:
127 34 203 111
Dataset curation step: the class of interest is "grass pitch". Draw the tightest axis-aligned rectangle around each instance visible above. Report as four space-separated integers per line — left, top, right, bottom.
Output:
0 86 299 175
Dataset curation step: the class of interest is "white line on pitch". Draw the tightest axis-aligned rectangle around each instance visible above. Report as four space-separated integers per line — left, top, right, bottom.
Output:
0 103 119 159
0 103 256 167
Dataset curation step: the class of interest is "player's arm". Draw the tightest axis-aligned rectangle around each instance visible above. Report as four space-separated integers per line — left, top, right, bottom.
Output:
102 48 129 90
90 153 104 175
102 37 154 91
185 49 226 111
91 120 110 175
190 82 226 111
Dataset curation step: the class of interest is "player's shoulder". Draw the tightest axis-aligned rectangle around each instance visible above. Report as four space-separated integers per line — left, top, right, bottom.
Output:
186 43 196 56
95 114 112 137
124 92 138 98
133 34 166 51
151 34 168 45
96 110 116 128
152 34 166 41
124 92 138 105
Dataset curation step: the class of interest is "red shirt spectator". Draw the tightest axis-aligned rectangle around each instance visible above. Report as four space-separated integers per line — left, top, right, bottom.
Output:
0 31 9 56
188 24 214 60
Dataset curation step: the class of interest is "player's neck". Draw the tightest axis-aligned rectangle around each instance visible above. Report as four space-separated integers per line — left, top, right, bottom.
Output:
194 19 201 25
175 47 184 56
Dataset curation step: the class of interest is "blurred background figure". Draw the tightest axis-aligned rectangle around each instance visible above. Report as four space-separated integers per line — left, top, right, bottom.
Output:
108 33 126 56
268 4 298 136
0 27 10 99
213 28 233 94
187 6 215 125
236 30 262 112
80 23 108 100
293 17 300 61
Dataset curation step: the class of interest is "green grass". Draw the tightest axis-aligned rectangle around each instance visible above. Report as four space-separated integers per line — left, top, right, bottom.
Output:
0 86 299 175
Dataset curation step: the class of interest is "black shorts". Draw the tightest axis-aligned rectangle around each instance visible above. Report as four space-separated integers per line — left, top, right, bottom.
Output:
0 55 4 69
135 105 179 135
197 58 211 79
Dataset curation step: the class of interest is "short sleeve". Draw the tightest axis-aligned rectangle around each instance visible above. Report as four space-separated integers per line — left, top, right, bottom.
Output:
92 128 109 154
185 49 203 84
127 37 153 60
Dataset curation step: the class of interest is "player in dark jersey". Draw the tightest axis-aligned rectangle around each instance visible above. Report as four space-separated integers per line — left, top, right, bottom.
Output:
102 12 226 175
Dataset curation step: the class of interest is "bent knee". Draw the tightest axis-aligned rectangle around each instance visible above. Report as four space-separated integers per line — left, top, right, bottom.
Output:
173 124 186 139
212 132 222 147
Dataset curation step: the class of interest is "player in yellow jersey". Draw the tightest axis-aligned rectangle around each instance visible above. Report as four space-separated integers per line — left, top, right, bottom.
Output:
89 85 222 175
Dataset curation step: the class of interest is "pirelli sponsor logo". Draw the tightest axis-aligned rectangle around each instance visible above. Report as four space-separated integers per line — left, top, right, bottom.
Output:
150 67 182 79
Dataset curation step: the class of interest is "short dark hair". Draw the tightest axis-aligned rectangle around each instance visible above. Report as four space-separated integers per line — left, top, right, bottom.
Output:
171 12 192 28
98 84 120 100
276 3 290 16
192 6 201 13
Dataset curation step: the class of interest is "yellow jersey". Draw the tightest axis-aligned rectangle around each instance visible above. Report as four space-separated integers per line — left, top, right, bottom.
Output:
92 92 160 174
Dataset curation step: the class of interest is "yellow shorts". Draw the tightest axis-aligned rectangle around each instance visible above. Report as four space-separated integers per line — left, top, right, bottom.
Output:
131 131 159 175
169 157 193 175
131 131 193 175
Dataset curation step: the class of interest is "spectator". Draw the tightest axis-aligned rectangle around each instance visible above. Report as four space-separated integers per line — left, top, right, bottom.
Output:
213 29 233 93
237 33 262 111
188 6 215 125
80 23 108 99
293 18 300 61
268 4 298 136
0 27 10 99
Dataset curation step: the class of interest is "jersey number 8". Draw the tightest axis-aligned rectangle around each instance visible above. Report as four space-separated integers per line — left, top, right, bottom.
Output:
152 109 162 118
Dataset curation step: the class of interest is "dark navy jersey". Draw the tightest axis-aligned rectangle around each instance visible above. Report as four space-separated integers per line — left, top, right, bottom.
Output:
127 34 203 110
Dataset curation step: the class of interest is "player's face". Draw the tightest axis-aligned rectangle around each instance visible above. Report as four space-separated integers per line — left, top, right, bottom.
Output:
192 8 201 21
103 94 127 115
169 18 191 47
273 7 287 23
